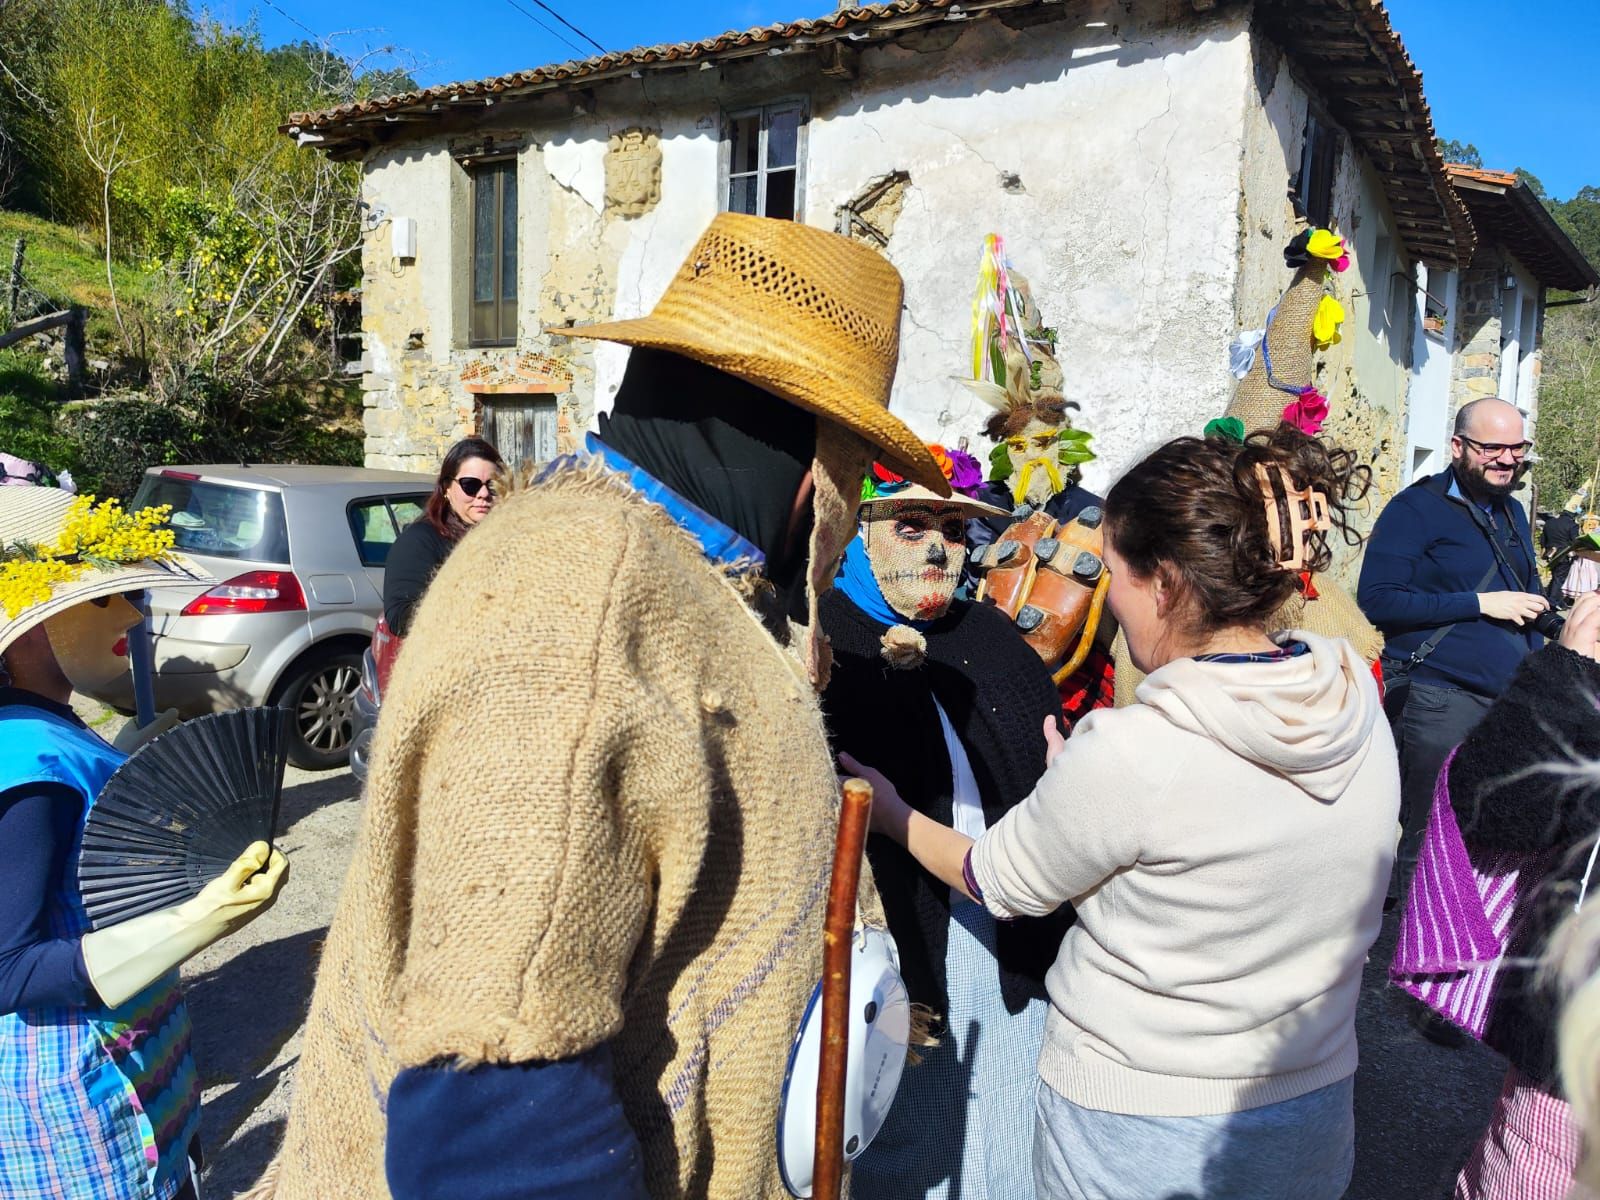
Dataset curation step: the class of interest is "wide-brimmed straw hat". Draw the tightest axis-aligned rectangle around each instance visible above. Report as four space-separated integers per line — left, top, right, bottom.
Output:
860 482 1008 519
0 487 213 659
548 213 949 496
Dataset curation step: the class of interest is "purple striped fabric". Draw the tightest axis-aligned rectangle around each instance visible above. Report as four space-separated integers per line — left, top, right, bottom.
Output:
1390 749 1532 1039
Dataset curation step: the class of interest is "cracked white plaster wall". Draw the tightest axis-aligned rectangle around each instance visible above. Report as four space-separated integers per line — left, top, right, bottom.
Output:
806 0 1253 493
591 125 723 413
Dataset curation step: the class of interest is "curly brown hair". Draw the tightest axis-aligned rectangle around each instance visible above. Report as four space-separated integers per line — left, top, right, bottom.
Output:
1104 425 1372 636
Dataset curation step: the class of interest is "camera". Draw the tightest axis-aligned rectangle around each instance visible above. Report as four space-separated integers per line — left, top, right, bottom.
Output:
1532 608 1566 640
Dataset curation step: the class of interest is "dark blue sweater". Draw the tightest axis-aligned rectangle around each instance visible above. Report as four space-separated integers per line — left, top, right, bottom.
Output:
1357 468 1541 698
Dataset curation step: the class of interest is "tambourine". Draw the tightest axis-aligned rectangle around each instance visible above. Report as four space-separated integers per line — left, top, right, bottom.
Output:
776 926 910 1198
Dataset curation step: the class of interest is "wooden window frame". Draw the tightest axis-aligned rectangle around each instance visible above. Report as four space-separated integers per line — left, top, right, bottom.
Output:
719 98 809 222
468 157 518 348
1294 111 1340 230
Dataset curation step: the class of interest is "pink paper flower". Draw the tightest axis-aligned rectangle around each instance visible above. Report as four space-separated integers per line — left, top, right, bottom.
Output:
1282 387 1329 436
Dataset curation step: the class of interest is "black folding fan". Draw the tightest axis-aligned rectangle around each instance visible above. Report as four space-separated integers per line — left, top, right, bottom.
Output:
77 707 289 930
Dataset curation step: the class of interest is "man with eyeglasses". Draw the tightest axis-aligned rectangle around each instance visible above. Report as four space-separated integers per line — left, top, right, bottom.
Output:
1358 397 1548 915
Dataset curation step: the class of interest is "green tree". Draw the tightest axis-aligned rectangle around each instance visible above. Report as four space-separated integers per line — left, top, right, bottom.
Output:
1533 301 1600 511
1437 138 1483 167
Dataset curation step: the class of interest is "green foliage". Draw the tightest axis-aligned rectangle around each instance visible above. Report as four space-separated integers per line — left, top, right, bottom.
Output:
0 350 79 479
1532 301 1600 511
1436 138 1483 167
62 397 196 500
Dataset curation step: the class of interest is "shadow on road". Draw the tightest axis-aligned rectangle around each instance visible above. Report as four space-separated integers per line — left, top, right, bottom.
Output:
278 770 359 832
186 926 327 1194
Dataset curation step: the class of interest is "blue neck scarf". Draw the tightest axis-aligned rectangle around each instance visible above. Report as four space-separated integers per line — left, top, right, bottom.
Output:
834 531 936 630
586 434 764 570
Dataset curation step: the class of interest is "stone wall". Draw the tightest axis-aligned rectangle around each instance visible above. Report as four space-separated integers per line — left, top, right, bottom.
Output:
1452 248 1508 411
1237 35 1415 587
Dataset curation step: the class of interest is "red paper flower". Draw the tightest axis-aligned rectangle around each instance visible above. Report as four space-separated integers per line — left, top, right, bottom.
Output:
1282 387 1329 436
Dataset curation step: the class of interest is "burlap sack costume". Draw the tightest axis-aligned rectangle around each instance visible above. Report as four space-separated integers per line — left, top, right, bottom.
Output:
1111 232 1381 706
260 216 942 1200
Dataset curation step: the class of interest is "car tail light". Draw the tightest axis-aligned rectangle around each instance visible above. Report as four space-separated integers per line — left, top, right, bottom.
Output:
181 570 307 616
160 469 201 481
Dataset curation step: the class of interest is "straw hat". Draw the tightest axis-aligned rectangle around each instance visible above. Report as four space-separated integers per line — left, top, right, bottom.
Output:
0 487 212 659
548 213 948 496
860 482 1008 519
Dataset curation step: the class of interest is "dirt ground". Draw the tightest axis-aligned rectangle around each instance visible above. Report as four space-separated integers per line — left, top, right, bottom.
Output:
76 697 1509 1199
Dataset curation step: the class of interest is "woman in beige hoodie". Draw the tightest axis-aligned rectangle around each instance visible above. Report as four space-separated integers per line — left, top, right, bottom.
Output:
847 426 1399 1200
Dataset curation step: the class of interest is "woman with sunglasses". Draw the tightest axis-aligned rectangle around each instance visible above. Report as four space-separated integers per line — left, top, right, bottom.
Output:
384 437 504 637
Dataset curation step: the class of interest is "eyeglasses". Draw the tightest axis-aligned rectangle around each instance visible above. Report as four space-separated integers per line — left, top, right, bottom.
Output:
453 476 496 498
1457 435 1533 461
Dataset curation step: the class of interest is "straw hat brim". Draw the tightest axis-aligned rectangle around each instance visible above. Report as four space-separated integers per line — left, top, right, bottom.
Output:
1 487 215 659
0 555 213 660
548 315 951 498
861 484 1009 519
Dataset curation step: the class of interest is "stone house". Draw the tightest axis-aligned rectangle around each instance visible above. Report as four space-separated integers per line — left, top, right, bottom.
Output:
1400 164 1598 484
284 0 1475 532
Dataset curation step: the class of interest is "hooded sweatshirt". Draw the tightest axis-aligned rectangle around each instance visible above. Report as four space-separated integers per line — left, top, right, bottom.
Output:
970 631 1399 1118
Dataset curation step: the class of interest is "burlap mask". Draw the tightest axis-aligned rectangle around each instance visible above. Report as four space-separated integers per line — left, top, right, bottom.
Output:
862 500 967 621
804 421 874 690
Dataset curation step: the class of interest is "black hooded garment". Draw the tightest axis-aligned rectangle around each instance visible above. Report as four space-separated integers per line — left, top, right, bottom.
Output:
819 588 1075 1019
596 347 816 605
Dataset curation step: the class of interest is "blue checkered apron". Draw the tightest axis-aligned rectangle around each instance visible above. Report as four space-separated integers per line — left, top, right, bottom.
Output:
0 705 199 1200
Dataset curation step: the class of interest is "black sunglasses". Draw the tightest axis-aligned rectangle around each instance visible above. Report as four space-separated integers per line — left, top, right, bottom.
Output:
452 476 496 498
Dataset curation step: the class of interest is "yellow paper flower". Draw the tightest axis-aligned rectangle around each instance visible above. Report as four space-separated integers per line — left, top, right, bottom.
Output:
1307 229 1345 260
1312 295 1346 349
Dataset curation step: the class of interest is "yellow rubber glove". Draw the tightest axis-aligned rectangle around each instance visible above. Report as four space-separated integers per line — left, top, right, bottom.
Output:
81 841 289 1008
111 708 181 754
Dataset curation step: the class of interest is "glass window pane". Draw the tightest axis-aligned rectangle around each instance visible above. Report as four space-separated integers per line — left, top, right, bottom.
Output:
472 170 495 304
730 113 760 176
729 174 759 216
390 499 424 528
767 107 800 169
499 164 517 303
348 501 400 568
764 169 796 221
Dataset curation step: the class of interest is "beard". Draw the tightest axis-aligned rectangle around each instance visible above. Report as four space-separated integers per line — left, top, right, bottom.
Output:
1455 453 1526 501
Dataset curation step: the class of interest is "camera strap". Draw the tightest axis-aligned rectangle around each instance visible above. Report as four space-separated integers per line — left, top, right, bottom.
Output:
1382 560 1502 680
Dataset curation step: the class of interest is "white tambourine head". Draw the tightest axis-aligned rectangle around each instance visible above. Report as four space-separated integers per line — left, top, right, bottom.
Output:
776 926 910 1198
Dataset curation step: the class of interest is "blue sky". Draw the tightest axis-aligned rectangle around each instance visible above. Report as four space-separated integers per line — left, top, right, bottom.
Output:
242 0 1598 200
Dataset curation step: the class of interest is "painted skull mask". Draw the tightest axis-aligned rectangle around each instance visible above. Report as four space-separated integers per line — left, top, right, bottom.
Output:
862 499 968 621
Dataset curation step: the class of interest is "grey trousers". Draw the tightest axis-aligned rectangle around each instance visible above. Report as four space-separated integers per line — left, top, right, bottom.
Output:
1384 674 1493 899
1032 1076 1355 1200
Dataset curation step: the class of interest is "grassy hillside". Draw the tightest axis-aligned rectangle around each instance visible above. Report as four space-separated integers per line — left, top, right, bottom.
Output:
0 207 161 345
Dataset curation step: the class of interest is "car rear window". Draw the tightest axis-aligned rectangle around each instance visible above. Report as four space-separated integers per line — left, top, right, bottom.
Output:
132 473 291 562
347 494 429 568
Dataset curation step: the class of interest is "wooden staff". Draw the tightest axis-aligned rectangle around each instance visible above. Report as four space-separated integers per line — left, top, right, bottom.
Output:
814 777 873 1200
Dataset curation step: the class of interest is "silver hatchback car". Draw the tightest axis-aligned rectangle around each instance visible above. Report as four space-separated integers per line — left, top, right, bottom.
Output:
83 464 433 769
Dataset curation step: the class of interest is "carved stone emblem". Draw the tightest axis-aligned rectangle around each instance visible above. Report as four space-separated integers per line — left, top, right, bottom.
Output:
605 127 662 217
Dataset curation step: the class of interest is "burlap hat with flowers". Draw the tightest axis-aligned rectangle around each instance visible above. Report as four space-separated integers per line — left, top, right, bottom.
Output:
0 486 212 659
548 212 948 496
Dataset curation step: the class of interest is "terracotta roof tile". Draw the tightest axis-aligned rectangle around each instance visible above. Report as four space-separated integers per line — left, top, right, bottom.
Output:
285 1 966 131
286 0 1470 267
1445 164 1598 291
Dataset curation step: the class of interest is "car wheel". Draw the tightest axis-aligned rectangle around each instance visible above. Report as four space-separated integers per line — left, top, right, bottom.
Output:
274 650 363 771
